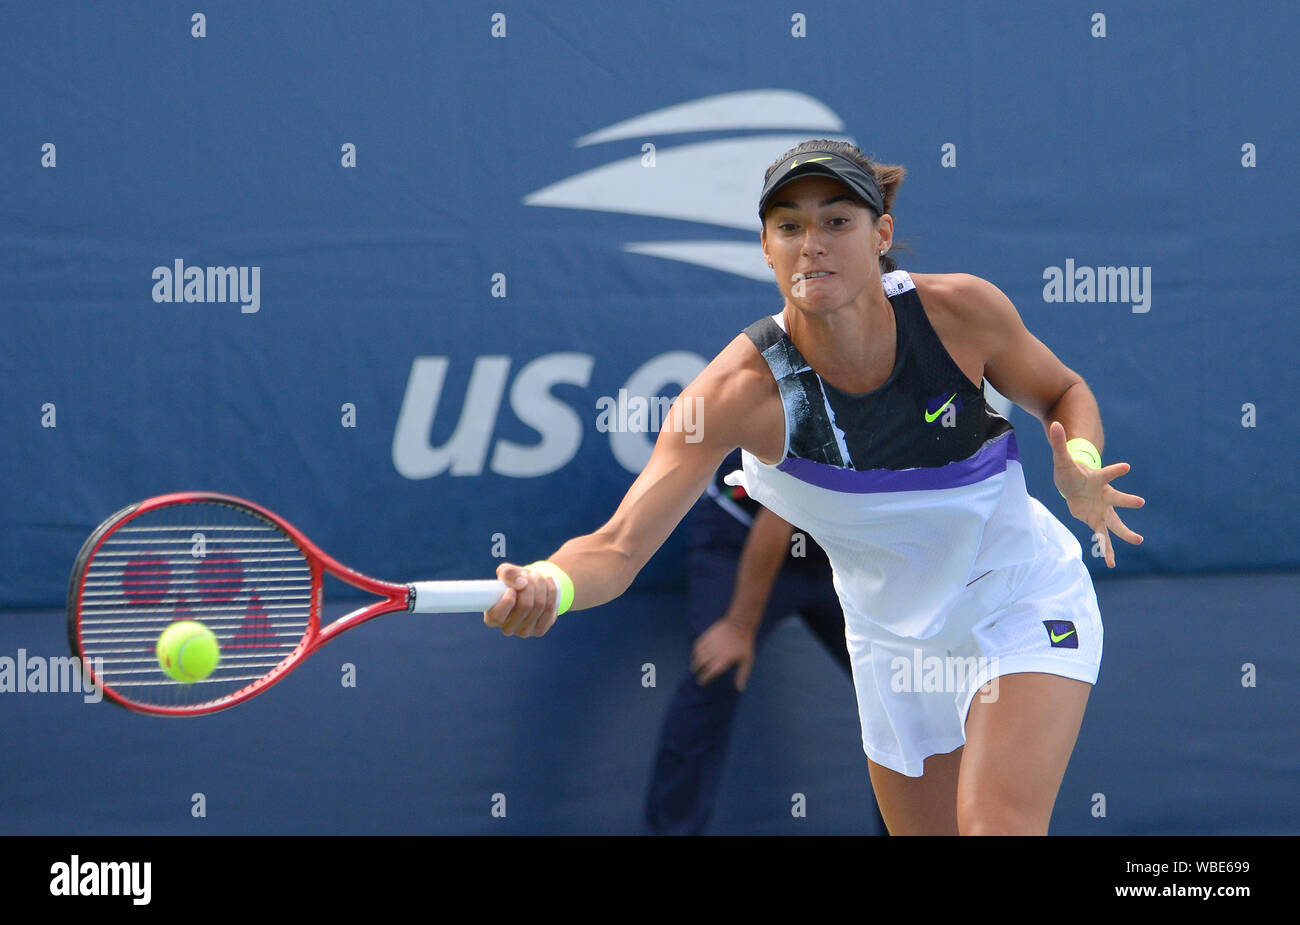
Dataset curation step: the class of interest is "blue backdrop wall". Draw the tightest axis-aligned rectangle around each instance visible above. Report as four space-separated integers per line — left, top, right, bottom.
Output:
1 2 1296 836
3 1 1297 608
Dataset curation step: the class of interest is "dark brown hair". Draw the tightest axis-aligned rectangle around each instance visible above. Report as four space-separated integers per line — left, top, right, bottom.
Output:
763 139 907 274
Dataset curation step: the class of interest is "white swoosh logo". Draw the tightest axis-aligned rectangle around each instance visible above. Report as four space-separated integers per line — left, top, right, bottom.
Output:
574 89 844 146
622 241 773 282
525 134 851 232
524 91 855 281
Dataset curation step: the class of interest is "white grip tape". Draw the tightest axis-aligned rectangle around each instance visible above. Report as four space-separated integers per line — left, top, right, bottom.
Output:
409 580 508 613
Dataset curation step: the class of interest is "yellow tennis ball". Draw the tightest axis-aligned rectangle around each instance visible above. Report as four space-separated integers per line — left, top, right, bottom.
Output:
156 620 220 683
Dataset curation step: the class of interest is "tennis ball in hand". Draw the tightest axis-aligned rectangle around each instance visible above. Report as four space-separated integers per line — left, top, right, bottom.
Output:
156 620 221 683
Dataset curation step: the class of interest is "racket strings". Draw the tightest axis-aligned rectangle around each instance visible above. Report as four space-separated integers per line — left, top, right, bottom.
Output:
76 501 315 708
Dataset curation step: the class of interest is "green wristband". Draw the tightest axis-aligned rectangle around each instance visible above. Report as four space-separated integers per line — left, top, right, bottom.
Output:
525 561 574 616
1059 437 1102 498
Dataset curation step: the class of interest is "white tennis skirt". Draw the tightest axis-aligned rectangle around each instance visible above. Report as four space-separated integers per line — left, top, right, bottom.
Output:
844 497 1103 777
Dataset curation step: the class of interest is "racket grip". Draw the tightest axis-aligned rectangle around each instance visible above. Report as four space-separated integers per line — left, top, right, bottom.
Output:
408 580 508 613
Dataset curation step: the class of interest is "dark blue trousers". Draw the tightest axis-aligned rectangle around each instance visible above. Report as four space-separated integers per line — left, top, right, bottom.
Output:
643 500 871 835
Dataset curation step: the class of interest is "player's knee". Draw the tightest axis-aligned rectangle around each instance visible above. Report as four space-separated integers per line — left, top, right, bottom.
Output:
957 797 1047 836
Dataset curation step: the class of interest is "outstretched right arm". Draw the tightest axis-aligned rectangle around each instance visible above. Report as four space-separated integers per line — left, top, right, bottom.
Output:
483 334 778 637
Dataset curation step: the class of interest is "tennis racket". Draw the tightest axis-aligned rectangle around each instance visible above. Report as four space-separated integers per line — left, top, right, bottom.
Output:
67 492 507 716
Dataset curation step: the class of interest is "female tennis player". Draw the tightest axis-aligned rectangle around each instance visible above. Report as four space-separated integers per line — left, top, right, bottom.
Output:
484 139 1144 835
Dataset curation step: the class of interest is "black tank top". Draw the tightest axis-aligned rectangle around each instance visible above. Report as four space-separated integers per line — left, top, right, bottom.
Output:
742 271 1013 472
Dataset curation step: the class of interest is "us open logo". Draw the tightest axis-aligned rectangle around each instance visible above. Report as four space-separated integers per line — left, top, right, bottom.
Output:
523 89 855 282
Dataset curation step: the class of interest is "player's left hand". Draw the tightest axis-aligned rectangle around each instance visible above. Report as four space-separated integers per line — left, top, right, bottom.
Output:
1048 420 1145 568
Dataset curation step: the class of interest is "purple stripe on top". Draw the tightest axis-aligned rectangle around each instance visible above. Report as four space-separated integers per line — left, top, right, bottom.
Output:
776 431 1020 493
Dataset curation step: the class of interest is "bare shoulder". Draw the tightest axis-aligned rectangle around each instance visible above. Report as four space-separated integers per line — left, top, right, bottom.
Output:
914 271 1080 420
910 272 1021 342
911 272 1009 313
684 332 784 464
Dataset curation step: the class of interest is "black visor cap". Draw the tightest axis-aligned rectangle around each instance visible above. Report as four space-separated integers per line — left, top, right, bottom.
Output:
758 151 884 223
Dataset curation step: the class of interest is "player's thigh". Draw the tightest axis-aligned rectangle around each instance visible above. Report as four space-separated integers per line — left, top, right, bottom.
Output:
957 672 1091 835
868 747 963 836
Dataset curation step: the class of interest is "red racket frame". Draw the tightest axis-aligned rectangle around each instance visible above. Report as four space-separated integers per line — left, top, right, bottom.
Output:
68 492 416 717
